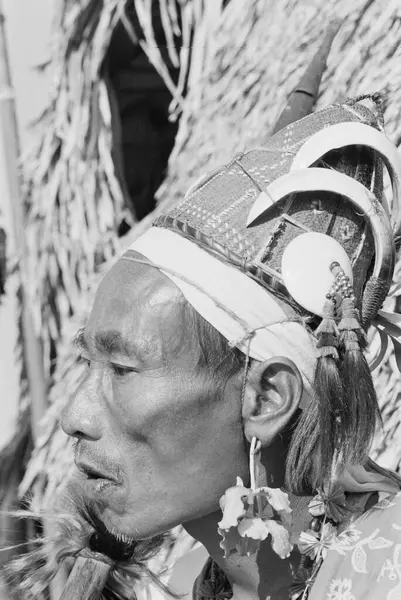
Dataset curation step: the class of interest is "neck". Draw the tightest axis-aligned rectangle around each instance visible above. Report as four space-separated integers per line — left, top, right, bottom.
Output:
185 443 313 600
185 494 312 600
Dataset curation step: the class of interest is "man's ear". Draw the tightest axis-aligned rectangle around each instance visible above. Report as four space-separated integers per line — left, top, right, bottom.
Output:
242 357 303 446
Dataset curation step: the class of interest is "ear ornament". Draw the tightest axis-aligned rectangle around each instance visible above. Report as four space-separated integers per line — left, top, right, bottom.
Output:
217 437 293 560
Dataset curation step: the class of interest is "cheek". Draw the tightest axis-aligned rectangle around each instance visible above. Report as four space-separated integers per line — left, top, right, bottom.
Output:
111 372 245 467
102 372 249 528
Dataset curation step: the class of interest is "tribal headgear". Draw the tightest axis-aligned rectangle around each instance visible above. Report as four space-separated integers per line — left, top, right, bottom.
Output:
124 95 401 491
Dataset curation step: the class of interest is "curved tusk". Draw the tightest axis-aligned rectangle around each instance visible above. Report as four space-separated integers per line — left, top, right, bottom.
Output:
289 122 401 238
246 168 395 285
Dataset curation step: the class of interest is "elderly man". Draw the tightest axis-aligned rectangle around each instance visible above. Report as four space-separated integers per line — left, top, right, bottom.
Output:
62 96 401 600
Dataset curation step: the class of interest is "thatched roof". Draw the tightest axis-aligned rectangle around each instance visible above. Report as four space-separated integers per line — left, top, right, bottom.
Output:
23 0 126 375
4 0 401 593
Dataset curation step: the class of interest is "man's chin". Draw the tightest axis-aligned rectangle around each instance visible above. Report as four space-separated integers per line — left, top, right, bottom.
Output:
74 493 165 563
94 499 173 540
70 471 173 550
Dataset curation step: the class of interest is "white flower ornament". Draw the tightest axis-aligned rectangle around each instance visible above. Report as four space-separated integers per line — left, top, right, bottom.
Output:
218 475 293 559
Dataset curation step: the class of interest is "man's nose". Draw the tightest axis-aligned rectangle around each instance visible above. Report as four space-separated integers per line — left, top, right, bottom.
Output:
61 373 104 441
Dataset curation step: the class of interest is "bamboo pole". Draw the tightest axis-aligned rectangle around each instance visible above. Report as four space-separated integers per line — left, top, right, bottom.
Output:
58 558 111 600
272 19 341 134
0 1 52 596
0 0 48 441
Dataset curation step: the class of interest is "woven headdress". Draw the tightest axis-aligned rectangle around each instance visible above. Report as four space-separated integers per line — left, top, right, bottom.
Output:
157 97 400 320
128 95 401 490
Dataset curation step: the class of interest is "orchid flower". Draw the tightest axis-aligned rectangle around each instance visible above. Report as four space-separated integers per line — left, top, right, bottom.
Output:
218 477 293 559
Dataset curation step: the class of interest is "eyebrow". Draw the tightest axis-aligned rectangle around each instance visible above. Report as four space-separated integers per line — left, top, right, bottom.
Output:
73 327 138 358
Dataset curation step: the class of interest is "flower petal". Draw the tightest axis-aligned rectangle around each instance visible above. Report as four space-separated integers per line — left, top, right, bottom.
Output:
309 485 348 523
266 520 293 559
237 517 271 541
218 526 241 558
218 481 250 530
298 530 320 558
308 494 325 517
257 487 292 514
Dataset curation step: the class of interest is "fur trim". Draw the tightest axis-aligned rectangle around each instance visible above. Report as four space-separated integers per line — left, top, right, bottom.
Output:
4 484 176 599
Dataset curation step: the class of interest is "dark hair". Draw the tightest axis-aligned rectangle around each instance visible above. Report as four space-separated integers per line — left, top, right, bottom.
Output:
184 299 246 380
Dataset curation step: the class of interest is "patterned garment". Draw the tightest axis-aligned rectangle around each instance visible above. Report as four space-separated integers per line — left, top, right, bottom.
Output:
193 492 401 600
309 491 401 600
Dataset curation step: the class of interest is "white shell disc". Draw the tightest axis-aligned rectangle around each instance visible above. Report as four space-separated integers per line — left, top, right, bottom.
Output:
281 232 353 317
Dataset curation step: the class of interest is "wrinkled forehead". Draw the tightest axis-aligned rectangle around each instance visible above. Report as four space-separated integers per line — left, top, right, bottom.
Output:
92 254 182 316
85 254 193 360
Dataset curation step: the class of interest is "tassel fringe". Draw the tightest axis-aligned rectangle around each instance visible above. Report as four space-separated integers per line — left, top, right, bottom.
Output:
310 263 381 486
315 296 339 359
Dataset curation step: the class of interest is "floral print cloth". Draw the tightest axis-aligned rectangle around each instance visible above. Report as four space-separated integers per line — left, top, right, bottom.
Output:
308 491 401 600
194 492 401 599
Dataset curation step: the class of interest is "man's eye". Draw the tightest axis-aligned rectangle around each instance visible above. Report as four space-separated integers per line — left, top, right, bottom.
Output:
111 364 136 377
78 355 91 368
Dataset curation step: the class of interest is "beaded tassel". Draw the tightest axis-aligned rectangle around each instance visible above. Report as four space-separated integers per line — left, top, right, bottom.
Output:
330 263 380 465
315 303 339 358
315 282 339 359
339 297 367 349
330 261 367 349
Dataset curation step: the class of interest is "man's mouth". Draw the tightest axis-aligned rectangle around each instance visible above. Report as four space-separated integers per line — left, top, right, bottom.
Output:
74 457 129 517
75 461 121 486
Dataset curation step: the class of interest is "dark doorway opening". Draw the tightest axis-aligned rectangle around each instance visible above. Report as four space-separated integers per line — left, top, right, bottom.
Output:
105 2 183 234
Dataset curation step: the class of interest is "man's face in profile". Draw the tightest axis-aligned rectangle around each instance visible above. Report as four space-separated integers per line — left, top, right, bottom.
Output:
61 254 249 540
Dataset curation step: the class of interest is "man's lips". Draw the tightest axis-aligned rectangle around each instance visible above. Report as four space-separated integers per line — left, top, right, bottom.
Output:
74 457 128 511
75 460 121 485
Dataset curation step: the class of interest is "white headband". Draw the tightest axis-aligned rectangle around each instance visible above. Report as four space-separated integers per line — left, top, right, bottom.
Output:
129 227 318 408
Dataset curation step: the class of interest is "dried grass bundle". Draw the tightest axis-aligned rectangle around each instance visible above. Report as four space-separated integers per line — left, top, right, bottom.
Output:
23 0 127 377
